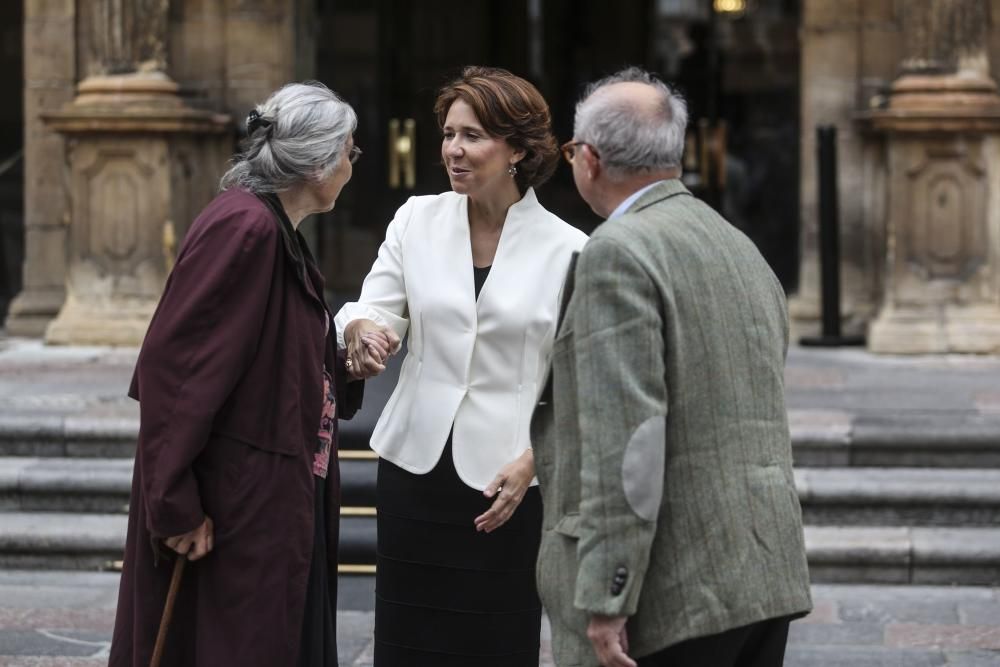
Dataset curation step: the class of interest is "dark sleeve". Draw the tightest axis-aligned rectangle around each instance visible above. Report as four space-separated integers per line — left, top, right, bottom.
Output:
333 344 364 420
135 208 279 539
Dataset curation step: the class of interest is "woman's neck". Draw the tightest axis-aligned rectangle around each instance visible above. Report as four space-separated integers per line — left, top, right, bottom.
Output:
467 181 523 232
276 186 316 229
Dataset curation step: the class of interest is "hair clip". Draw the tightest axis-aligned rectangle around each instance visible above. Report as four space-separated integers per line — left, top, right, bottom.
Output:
246 109 273 135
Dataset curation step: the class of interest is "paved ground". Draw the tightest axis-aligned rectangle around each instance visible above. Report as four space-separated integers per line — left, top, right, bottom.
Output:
2 338 1000 442
0 571 998 666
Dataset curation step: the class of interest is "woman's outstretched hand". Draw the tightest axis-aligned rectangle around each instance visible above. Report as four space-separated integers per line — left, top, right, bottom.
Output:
474 449 534 533
344 318 400 380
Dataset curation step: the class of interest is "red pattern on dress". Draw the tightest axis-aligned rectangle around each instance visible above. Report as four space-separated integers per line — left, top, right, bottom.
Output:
314 369 336 478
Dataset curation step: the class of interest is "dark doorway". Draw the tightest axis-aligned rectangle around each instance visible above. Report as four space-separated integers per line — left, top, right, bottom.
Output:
0 1 24 324
310 0 534 295
666 0 803 291
312 0 800 294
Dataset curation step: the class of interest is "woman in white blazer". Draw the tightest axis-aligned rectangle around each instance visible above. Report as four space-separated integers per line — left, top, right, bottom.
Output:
336 67 586 666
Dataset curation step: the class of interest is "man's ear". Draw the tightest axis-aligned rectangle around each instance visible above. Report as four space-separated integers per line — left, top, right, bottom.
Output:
582 146 601 181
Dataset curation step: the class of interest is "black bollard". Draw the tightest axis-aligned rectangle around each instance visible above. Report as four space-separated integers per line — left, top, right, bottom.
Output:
800 125 865 347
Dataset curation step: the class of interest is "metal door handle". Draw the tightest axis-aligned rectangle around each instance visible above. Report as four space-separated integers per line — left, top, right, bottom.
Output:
388 118 416 189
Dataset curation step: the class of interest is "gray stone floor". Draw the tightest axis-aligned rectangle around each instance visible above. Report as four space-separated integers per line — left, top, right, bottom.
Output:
0 571 999 666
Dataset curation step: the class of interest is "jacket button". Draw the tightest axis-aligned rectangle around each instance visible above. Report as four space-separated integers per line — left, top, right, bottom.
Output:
611 566 628 594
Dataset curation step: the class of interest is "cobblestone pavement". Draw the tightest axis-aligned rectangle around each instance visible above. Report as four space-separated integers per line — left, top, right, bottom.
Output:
0 571 998 666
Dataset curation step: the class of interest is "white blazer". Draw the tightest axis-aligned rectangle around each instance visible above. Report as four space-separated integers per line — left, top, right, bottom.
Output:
335 188 588 489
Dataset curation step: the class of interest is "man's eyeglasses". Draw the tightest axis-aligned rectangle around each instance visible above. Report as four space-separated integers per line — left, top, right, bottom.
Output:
348 145 363 164
561 140 600 165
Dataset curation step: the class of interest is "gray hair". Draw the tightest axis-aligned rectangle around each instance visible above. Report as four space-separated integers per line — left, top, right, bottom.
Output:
574 67 688 179
220 81 358 193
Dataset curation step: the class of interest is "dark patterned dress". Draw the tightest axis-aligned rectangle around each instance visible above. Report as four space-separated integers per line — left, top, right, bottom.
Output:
299 338 338 665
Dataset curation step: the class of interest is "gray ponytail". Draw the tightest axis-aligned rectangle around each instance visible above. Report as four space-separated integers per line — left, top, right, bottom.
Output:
220 81 358 193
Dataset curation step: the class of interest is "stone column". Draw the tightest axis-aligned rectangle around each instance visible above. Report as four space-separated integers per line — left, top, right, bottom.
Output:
4 1 76 337
791 0 901 341
41 0 230 346
861 0 1000 353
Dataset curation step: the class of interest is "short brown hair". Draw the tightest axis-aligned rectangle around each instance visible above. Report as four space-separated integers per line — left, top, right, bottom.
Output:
434 66 559 192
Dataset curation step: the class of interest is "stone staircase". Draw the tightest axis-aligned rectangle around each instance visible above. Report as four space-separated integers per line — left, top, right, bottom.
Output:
2 411 1000 585
789 404 1000 585
0 431 381 574
0 344 999 586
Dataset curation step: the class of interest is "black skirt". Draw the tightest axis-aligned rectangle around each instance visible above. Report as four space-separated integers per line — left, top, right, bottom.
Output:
374 438 543 666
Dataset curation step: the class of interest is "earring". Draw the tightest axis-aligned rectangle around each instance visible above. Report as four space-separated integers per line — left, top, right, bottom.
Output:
508 163 518 177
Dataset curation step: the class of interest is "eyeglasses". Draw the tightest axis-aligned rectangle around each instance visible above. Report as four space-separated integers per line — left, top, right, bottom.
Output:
561 140 600 165
348 145 363 164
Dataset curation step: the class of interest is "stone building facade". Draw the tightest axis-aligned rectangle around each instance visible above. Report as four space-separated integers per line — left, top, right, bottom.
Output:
796 0 1000 351
4 0 1000 352
6 0 312 342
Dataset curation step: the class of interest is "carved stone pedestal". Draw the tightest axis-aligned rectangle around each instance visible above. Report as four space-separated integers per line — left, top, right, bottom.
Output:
862 74 1000 354
42 72 230 346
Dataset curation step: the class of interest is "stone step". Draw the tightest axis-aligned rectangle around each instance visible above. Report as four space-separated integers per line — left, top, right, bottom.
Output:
0 457 133 513
791 410 1000 468
0 512 375 571
341 457 377 507
0 512 126 571
797 467 1000 526
6 457 1000 528
5 410 1000 468
0 456 377 513
805 526 1000 586
0 405 379 458
0 414 377 458
3 513 999 586
0 415 138 458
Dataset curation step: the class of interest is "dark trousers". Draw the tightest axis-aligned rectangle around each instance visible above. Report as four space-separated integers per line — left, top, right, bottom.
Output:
637 616 792 667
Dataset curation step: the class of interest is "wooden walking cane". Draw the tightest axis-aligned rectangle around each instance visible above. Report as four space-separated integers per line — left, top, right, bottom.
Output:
150 556 186 667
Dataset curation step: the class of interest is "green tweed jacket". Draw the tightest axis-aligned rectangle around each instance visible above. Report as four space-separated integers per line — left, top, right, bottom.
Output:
531 180 812 666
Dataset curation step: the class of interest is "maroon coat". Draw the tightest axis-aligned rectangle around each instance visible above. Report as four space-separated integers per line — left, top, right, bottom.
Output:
109 189 362 667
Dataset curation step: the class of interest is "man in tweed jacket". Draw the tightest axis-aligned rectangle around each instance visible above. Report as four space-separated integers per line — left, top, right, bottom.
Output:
531 67 812 667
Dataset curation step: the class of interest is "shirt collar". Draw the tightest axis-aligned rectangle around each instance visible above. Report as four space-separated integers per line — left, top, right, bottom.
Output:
608 180 668 220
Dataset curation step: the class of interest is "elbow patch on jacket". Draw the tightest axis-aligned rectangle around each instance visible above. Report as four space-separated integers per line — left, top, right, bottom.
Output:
621 415 666 522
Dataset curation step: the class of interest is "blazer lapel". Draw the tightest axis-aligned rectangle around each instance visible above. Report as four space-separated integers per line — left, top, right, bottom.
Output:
537 252 579 407
473 188 538 310
454 194 480 312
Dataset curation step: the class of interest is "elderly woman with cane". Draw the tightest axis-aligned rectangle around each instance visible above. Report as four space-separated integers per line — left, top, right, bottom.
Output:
109 81 393 667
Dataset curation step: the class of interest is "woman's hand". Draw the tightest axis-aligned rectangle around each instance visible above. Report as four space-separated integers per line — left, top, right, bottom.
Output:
164 516 214 561
474 449 534 533
344 318 400 380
